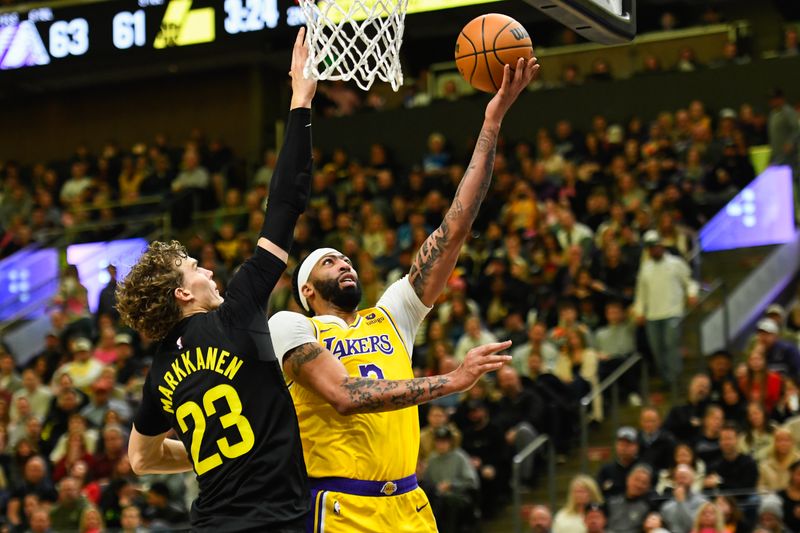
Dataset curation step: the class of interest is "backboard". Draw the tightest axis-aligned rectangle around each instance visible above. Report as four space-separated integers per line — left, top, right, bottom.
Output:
523 0 636 44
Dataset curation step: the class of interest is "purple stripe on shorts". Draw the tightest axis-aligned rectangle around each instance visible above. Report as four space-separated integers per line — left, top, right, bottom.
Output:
309 474 418 497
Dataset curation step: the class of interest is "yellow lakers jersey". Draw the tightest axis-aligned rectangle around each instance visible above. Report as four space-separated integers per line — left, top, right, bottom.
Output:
289 306 420 481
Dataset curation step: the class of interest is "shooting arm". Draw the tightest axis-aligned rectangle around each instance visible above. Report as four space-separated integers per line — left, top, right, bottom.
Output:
257 28 316 263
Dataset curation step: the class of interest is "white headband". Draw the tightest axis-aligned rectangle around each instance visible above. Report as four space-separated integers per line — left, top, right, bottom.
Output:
297 247 341 312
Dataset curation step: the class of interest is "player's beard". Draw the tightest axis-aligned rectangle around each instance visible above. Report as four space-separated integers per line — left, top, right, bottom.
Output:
313 277 362 312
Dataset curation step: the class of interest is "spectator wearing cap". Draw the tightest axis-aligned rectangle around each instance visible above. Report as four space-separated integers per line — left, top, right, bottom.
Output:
757 493 787 533
421 426 479 533
754 317 800 383
57 339 104 393
778 460 800 532
419 404 462 464
634 229 698 389
605 464 655 533
584 502 607 533
11 369 52 423
597 427 640 499
706 350 734 404
704 423 759 501
460 399 509 518
79 376 132 428
767 88 799 167
638 407 676 472
528 504 553 533
659 464 707 533
111 333 141 387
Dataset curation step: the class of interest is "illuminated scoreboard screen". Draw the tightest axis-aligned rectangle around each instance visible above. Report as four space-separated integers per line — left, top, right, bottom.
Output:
0 0 306 76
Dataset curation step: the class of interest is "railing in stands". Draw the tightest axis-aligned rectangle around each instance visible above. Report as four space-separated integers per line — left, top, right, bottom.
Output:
511 434 555 533
579 353 649 473
672 278 729 388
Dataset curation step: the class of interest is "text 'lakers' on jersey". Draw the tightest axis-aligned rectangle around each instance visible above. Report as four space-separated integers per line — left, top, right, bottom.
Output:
290 306 420 481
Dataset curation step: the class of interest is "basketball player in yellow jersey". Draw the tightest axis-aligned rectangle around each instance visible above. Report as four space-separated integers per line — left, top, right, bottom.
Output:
269 57 539 532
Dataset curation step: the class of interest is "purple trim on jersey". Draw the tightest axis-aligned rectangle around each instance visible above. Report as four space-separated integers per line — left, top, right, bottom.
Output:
308 474 418 497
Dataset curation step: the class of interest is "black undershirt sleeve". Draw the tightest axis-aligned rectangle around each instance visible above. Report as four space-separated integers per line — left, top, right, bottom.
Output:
133 373 171 436
260 107 313 252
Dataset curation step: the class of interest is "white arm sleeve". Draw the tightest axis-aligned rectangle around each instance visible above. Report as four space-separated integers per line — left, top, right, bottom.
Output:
268 311 318 369
376 276 432 355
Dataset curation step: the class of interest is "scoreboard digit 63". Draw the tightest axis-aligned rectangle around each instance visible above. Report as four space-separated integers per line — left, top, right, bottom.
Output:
0 0 305 74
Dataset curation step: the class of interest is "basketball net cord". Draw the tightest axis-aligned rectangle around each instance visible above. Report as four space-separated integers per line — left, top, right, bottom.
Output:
298 0 409 92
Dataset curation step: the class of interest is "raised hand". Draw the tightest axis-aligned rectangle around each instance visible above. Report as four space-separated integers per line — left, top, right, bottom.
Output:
290 27 317 109
485 57 539 125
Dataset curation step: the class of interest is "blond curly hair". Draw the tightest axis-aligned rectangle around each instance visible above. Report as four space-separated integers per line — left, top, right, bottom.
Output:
116 240 188 340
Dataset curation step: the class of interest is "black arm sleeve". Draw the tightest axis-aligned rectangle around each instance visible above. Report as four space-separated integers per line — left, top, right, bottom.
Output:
260 107 313 251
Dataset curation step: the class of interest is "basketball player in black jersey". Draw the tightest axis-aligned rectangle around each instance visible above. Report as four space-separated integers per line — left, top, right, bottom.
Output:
116 29 316 532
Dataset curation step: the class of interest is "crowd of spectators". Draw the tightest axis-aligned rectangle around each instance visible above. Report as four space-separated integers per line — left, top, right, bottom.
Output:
317 25 800 118
1 7 800 525
1 84 794 531
522 295 800 533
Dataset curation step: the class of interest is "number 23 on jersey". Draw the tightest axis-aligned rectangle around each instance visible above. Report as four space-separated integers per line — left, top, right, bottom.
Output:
176 384 255 475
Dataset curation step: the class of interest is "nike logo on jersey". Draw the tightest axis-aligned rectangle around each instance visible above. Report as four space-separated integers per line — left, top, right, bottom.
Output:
416 502 429 512
320 328 332 333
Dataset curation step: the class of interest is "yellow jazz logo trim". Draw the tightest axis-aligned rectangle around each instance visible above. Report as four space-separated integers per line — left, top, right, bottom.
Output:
154 0 215 49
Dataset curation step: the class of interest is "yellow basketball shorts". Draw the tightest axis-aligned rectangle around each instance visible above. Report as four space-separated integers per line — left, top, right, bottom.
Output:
306 475 437 533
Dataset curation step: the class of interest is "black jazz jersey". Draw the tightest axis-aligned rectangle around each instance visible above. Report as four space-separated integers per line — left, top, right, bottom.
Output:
133 248 309 531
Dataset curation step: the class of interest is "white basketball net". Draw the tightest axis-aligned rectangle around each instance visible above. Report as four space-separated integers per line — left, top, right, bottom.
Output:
299 0 409 92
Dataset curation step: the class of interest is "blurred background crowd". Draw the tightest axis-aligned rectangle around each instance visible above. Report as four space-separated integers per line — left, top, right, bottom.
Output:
1 0 800 531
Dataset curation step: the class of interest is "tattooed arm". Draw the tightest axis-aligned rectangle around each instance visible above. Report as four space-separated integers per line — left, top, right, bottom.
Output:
408 57 539 306
283 340 511 415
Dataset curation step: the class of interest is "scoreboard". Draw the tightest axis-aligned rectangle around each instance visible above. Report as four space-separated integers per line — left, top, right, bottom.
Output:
0 0 305 76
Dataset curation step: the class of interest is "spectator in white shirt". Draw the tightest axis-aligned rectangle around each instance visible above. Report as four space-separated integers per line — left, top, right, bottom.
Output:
171 149 210 193
633 230 698 389
511 321 559 375
556 207 594 256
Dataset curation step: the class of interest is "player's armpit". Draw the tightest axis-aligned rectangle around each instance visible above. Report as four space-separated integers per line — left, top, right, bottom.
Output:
129 425 193 475
283 342 353 413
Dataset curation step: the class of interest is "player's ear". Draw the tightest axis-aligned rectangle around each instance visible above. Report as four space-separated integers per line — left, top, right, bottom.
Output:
300 282 314 303
174 287 193 303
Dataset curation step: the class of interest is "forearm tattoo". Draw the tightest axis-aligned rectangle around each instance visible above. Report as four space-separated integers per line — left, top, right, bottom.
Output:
408 124 498 298
342 375 451 413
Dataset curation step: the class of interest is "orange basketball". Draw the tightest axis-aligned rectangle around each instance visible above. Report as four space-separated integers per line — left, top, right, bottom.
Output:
455 13 534 93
